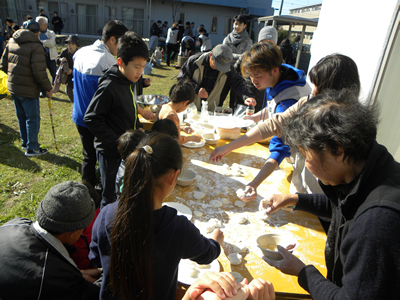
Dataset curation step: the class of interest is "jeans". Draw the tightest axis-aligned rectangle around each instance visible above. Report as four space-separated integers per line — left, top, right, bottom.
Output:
11 94 41 150
97 151 121 209
76 125 97 187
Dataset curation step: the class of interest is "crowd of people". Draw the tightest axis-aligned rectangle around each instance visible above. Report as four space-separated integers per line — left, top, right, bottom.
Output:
1 11 400 300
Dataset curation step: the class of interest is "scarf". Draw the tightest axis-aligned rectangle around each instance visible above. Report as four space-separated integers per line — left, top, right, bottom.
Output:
226 30 249 46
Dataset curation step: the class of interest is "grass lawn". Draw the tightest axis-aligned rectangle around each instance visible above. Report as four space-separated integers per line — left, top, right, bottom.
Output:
0 58 192 224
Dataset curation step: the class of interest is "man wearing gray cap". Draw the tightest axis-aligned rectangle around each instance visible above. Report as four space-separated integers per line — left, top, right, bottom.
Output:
0 181 100 299
177 44 254 111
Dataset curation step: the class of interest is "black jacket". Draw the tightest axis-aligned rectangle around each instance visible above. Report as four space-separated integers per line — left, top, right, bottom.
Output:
296 142 400 299
84 65 141 156
0 218 99 300
150 23 160 37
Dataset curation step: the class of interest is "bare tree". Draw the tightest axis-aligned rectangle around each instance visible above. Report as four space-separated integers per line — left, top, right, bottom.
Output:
168 0 184 22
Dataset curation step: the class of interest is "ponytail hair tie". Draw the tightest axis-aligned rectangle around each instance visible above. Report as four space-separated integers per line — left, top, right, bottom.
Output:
142 145 153 154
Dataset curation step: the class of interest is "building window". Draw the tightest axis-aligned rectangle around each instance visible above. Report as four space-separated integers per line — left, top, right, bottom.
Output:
122 7 145 36
224 17 232 35
105 6 116 21
210 15 218 34
76 3 98 35
178 12 186 24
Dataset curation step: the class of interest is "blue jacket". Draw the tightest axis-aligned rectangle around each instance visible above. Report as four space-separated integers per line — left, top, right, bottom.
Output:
89 202 221 300
264 64 311 164
72 40 116 127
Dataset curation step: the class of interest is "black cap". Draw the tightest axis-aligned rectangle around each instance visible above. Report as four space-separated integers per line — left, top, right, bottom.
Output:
27 20 40 33
65 35 80 47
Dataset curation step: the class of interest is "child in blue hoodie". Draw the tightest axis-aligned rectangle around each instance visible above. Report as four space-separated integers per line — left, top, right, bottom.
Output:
89 132 223 300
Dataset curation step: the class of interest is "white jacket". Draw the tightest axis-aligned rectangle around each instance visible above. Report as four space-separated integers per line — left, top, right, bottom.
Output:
40 29 57 60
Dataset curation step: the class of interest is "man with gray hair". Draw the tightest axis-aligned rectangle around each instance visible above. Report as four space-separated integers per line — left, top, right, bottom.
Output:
36 16 57 91
0 181 100 299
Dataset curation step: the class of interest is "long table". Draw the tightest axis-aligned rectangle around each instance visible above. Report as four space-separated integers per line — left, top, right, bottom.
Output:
169 138 327 299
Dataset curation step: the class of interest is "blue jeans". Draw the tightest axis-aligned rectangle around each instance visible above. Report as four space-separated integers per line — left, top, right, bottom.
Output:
11 94 41 150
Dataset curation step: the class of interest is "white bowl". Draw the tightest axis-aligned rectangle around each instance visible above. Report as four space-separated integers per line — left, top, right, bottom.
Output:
257 233 297 260
191 122 215 136
177 169 196 186
202 133 220 145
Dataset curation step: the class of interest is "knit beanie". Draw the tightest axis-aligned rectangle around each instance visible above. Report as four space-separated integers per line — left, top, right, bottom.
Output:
258 26 278 44
36 181 95 234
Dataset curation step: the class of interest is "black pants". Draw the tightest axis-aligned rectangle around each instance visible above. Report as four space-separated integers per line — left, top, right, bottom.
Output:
76 125 97 187
166 43 179 66
97 151 121 209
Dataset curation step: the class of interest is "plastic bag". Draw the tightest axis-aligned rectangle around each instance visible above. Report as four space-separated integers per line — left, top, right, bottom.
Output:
0 70 10 95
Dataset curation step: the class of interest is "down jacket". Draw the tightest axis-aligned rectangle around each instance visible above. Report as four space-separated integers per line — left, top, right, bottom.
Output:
0 29 52 98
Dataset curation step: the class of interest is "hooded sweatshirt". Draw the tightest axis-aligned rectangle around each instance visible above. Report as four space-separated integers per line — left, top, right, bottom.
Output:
84 64 141 156
263 64 311 165
0 29 52 98
89 202 221 300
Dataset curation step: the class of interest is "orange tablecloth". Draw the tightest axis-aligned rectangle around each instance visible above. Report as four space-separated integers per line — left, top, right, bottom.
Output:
169 139 327 299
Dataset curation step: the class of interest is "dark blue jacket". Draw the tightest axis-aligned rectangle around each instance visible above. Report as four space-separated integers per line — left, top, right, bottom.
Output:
89 202 221 300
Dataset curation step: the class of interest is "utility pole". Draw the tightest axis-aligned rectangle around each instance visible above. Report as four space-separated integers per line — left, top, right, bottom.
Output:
279 0 284 15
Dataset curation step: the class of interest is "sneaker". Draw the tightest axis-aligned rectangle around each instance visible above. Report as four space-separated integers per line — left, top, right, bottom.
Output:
25 148 49 157
21 144 27 150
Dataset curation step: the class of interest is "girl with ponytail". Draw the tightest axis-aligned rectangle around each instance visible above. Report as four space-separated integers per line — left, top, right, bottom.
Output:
90 132 224 300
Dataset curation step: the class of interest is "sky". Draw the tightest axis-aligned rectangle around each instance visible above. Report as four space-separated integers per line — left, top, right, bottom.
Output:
271 0 323 15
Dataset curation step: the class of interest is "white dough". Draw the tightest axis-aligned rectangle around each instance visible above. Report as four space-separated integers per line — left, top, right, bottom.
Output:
236 189 245 198
255 210 271 221
228 253 242 265
205 218 223 233
210 200 223 208
198 150 205 155
197 183 208 193
189 267 200 278
237 215 248 224
230 271 244 282
218 185 228 194
221 198 229 205
194 210 203 217
210 190 220 197
235 201 246 208
193 191 206 200
233 242 248 253
222 164 230 170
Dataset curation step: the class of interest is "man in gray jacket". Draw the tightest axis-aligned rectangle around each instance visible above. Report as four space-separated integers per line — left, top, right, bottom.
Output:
0 21 52 156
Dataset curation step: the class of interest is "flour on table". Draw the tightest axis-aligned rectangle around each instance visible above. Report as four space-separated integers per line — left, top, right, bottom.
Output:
194 175 202 181
193 191 206 200
255 210 270 221
233 242 248 253
210 190 220 197
194 210 203 217
234 201 246 208
228 253 242 265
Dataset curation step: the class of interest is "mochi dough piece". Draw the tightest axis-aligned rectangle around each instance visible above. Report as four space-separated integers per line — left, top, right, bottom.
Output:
197 263 211 269
210 190 220 197
197 183 208 193
236 189 245 198
228 253 242 265
222 164 230 170
221 198 229 205
235 201 246 208
198 150 205 155
236 215 248 224
218 185 228 194
255 210 271 221
205 218 223 233
210 200 223 208
193 191 206 200
194 210 203 217
233 242 248 253
194 175 202 181
230 271 244 282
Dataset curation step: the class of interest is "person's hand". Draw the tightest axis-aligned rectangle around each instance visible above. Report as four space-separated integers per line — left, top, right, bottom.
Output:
144 77 151 86
46 90 53 98
190 135 202 143
211 228 224 245
81 268 102 283
245 98 256 106
209 145 231 163
239 185 257 202
247 278 275 300
139 127 145 133
183 126 194 134
258 194 298 214
141 109 155 120
263 245 305 277
60 57 67 63
242 114 257 122
199 88 209 99
185 272 238 300
67 68 72 75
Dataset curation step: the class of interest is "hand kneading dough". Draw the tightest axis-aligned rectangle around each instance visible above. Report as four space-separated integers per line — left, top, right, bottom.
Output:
228 253 242 265
193 191 206 200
